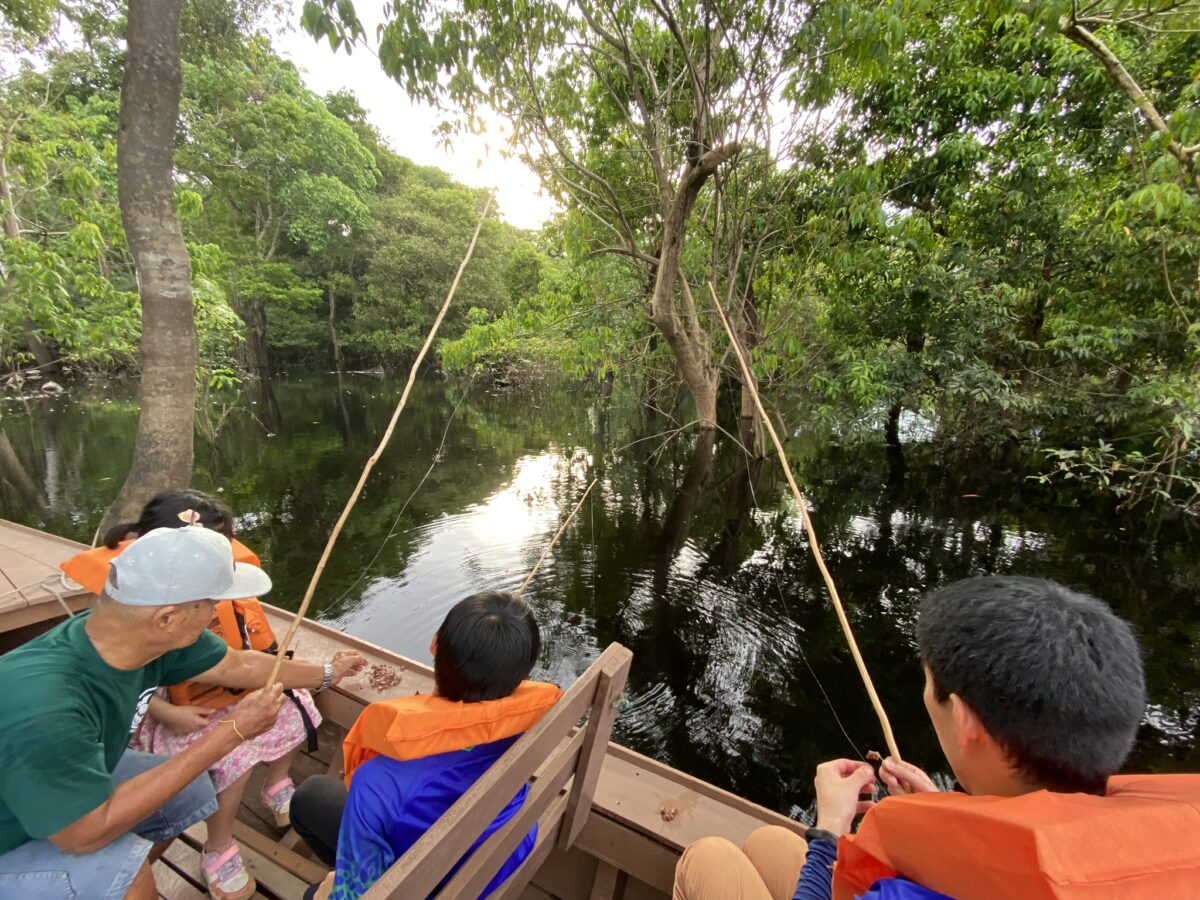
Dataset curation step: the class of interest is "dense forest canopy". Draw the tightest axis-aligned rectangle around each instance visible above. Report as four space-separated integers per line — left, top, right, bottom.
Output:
2 0 1199 513
0 0 541 382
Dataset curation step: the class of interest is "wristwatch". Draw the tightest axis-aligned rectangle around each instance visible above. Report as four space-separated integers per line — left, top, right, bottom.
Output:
804 826 839 844
317 662 333 693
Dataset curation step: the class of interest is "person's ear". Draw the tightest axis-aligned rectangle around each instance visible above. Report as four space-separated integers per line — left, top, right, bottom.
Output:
429 636 438 659
151 605 181 633
949 693 986 754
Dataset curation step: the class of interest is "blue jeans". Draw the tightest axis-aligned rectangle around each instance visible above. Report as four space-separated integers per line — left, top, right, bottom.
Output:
0 750 218 899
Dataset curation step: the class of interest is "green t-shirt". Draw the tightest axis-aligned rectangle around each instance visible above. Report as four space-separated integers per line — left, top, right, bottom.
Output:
0 611 227 853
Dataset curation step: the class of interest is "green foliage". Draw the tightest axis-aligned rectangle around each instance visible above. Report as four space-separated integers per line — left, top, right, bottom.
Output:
0 48 246 371
781 0 1200 509
441 252 635 378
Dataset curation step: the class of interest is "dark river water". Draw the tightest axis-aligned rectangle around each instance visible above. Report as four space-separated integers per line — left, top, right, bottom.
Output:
2 373 1197 814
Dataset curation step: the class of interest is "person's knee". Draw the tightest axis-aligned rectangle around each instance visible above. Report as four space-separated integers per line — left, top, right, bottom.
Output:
123 861 157 900
674 836 748 900
741 826 808 900
291 774 347 868
292 774 346 829
181 768 219 810
742 825 807 860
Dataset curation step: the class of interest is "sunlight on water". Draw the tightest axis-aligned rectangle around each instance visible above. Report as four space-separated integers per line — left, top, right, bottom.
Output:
329 448 593 663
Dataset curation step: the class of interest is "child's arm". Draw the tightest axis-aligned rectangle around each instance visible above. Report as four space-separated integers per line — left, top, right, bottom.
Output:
148 696 215 734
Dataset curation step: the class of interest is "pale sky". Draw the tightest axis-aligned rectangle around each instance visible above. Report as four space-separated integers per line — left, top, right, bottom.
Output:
274 4 558 231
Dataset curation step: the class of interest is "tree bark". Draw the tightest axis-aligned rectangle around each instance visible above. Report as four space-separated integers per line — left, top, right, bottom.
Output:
0 426 43 511
736 283 765 458
647 143 739 430
235 295 271 376
101 0 196 535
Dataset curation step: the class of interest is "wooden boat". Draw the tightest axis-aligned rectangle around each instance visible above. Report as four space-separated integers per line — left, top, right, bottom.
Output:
0 520 805 899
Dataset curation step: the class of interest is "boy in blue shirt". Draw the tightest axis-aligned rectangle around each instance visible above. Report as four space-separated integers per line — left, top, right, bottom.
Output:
293 591 559 899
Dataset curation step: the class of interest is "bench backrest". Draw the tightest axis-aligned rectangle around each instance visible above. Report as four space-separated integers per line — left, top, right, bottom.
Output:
362 641 633 899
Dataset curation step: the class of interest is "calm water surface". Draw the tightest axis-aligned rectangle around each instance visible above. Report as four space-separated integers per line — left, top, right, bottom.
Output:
2 374 1197 815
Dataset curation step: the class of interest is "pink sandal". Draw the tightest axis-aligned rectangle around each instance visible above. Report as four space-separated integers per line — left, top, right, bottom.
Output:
261 777 296 828
201 843 256 900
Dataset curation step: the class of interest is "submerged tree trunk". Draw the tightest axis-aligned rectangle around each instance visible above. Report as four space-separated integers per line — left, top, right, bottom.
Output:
885 401 906 483
652 427 717 558
101 0 196 535
235 296 271 377
0 426 43 511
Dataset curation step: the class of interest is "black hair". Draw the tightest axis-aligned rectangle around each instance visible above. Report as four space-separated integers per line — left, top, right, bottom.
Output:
103 488 234 549
434 591 541 702
917 576 1145 795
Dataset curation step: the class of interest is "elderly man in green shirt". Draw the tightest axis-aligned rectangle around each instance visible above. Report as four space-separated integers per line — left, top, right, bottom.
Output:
0 525 365 899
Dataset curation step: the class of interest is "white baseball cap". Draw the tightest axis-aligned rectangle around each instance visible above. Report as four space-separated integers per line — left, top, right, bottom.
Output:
104 525 272 607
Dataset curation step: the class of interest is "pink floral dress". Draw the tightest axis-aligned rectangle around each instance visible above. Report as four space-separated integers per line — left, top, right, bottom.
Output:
131 688 322 792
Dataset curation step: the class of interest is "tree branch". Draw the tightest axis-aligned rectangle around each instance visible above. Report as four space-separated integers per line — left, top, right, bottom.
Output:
1060 18 1199 191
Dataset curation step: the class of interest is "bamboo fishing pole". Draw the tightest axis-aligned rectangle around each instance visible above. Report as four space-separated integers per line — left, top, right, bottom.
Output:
707 281 902 761
266 194 495 684
517 477 597 595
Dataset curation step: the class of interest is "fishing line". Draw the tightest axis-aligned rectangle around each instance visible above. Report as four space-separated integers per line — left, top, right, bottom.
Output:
517 478 597 595
266 192 496 684
328 383 474 609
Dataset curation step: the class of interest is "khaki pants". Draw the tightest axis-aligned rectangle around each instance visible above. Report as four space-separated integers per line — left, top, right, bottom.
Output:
673 826 810 900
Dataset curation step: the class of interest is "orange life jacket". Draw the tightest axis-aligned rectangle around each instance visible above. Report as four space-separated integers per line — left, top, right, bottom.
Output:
833 774 1200 899
60 538 278 710
342 681 564 787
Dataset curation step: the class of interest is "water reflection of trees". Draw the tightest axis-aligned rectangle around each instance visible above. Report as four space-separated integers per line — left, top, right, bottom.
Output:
547 430 1200 812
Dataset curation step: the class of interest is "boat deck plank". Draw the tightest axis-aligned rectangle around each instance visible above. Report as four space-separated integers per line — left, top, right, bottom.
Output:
0 521 92 626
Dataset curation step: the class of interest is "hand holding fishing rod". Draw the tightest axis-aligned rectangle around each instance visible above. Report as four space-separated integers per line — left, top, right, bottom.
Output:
707 281 902 762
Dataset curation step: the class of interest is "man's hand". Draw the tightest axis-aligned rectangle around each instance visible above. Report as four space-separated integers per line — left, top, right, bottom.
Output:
330 650 367 685
227 683 285 741
814 759 877 837
163 705 214 735
879 757 938 795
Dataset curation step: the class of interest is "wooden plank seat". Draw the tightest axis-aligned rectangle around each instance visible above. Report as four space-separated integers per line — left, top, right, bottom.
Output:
291 610 806 897
158 643 633 900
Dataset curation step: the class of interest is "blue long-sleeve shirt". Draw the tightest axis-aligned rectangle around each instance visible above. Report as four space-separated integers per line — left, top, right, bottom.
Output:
794 838 838 900
331 735 535 900
793 838 952 900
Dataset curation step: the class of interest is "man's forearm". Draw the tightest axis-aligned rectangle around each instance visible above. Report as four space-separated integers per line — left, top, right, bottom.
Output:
208 649 326 691
52 724 239 854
